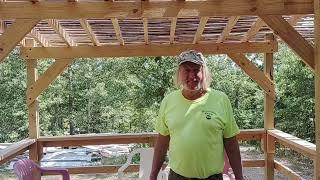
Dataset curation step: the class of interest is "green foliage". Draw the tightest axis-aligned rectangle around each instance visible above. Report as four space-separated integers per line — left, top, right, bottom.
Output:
274 44 315 142
0 49 28 142
0 45 315 145
207 55 264 129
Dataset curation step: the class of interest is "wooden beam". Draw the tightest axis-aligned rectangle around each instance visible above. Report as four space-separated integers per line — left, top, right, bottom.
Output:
0 139 36 165
111 18 124 46
21 42 278 59
143 18 149 45
274 160 303 179
0 19 39 63
79 19 99 46
170 17 177 44
27 59 72 105
264 34 275 180
193 17 209 44
217 16 240 43
46 19 74 46
315 0 320 179
27 59 40 139
260 15 315 70
268 129 316 160
227 53 276 99
25 39 39 138
0 1 314 19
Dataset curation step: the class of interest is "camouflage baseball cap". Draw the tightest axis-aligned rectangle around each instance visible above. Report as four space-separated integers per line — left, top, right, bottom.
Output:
177 50 205 65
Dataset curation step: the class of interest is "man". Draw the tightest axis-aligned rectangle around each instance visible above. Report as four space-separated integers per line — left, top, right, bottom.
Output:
150 50 243 180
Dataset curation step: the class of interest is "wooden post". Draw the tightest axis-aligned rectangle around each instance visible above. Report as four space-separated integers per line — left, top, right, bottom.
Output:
25 39 40 163
264 34 275 180
314 0 320 179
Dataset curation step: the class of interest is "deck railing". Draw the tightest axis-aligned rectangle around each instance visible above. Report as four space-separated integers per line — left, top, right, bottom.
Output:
0 128 315 179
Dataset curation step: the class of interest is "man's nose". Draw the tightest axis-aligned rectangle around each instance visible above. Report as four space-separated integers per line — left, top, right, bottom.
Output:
188 72 196 79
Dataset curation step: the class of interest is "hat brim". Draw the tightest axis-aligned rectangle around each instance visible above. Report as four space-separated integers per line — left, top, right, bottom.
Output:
178 59 203 65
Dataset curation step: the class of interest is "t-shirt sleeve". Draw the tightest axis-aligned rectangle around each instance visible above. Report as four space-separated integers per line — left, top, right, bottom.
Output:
155 97 170 136
223 95 240 138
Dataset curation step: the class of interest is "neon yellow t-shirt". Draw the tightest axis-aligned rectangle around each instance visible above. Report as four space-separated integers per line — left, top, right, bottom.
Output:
155 88 240 178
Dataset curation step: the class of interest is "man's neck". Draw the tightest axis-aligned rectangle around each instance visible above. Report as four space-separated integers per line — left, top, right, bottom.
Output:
182 88 207 100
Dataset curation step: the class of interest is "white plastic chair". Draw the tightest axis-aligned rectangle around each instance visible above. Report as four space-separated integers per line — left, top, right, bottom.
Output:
118 147 168 180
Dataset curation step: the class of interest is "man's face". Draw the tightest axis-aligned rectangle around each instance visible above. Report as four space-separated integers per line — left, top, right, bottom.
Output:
179 61 203 91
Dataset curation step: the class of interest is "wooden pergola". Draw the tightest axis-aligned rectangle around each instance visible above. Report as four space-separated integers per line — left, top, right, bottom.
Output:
0 0 319 179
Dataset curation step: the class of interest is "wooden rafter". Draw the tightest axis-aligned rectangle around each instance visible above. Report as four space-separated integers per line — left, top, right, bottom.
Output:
30 29 50 47
242 15 305 42
0 0 314 19
227 53 275 99
0 19 39 63
217 16 240 43
143 18 149 44
20 39 26 47
79 19 99 46
111 18 124 46
27 59 72 105
170 17 177 44
46 19 74 46
193 17 209 44
287 15 305 26
0 20 4 34
260 15 314 69
241 18 265 42
21 42 278 59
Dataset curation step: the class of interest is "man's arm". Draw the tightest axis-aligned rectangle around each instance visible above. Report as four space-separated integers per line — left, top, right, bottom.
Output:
224 136 243 180
150 134 170 180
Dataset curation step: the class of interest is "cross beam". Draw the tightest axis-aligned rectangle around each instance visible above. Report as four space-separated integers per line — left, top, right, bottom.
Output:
0 0 314 19
21 42 278 59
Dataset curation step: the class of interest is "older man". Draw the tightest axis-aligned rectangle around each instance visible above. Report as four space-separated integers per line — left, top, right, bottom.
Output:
150 50 243 180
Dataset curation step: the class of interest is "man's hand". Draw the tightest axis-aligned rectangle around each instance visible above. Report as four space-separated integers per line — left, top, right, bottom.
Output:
150 174 158 180
224 136 243 180
150 134 170 180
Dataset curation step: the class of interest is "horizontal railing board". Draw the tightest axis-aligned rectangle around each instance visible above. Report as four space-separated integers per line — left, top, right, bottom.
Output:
39 129 265 147
268 129 316 160
274 160 304 180
43 160 264 175
0 138 36 165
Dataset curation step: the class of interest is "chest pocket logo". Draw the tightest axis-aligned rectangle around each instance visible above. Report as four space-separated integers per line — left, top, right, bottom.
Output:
202 110 215 120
